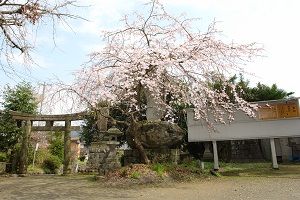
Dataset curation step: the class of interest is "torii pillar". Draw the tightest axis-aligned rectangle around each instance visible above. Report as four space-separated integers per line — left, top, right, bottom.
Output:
19 119 31 174
63 119 72 175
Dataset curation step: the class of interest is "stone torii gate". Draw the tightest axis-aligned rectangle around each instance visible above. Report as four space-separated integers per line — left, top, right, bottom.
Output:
9 111 87 175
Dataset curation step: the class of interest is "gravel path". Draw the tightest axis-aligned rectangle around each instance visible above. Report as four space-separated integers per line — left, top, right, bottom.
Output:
1 175 300 200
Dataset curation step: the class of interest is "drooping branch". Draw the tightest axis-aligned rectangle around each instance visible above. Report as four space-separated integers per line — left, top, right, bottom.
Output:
0 0 84 73
0 24 24 52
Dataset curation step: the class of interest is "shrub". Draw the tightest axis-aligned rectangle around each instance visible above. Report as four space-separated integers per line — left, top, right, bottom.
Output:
27 142 34 164
0 152 7 162
42 155 62 174
48 139 64 163
34 150 52 166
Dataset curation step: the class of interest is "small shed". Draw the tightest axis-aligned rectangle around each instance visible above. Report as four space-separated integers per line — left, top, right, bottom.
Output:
187 98 300 170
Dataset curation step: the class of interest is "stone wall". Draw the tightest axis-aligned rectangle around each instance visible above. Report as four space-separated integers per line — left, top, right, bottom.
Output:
230 140 265 163
261 138 300 162
123 149 180 166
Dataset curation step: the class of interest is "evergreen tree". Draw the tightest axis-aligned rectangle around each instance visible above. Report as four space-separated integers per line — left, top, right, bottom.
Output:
0 82 37 172
80 112 99 147
251 82 294 102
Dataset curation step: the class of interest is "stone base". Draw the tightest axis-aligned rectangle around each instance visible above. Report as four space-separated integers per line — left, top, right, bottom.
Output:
202 142 214 162
202 148 214 162
86 141 110 172
98 152 121 176
123 149 181 165
86 141 122 175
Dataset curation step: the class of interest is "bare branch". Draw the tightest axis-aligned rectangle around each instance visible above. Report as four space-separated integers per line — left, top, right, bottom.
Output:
0 0 85 74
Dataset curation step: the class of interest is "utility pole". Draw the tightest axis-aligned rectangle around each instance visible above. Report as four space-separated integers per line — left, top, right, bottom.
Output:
40 82 46 114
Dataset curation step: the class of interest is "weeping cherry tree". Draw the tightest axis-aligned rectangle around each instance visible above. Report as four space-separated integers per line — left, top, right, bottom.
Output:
70 0 263 163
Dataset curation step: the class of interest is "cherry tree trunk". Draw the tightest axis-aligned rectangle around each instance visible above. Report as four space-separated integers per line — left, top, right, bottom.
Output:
127 115 150 164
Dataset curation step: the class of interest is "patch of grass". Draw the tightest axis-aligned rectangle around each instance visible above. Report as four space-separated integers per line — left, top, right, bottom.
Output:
173 160 300 178
27 164 44 174
219 162 272 176
152 163 166 178
150 162 203 181
129 171 141 179
216 162 300 177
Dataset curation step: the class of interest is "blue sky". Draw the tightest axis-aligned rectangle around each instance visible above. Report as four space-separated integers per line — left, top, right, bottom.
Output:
1 0 300 99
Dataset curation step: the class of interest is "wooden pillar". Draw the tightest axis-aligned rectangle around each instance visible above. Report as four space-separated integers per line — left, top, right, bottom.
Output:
63 119 71 175
212 141 219 171
19 119 31 174
270 138 279 169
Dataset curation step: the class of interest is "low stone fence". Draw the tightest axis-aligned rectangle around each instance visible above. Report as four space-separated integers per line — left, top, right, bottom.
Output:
123 149 181 166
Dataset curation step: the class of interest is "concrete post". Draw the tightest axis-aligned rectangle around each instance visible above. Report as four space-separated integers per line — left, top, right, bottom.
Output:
270 138 279 169
63 120 71 175
19 119 31 174
212 141 219 171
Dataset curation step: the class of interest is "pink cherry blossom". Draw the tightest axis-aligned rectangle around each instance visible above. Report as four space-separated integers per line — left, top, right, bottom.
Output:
71 0 263 129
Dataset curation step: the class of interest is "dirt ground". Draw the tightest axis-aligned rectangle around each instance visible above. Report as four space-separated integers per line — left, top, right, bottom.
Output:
1 174 300 200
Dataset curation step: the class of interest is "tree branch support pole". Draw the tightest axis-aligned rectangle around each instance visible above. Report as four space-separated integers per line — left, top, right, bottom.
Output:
63 119 71 175
270 138 279 169
212 141 219 171
19 119 31 174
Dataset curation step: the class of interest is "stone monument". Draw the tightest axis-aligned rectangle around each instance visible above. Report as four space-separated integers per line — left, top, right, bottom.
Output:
86 108 123 175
